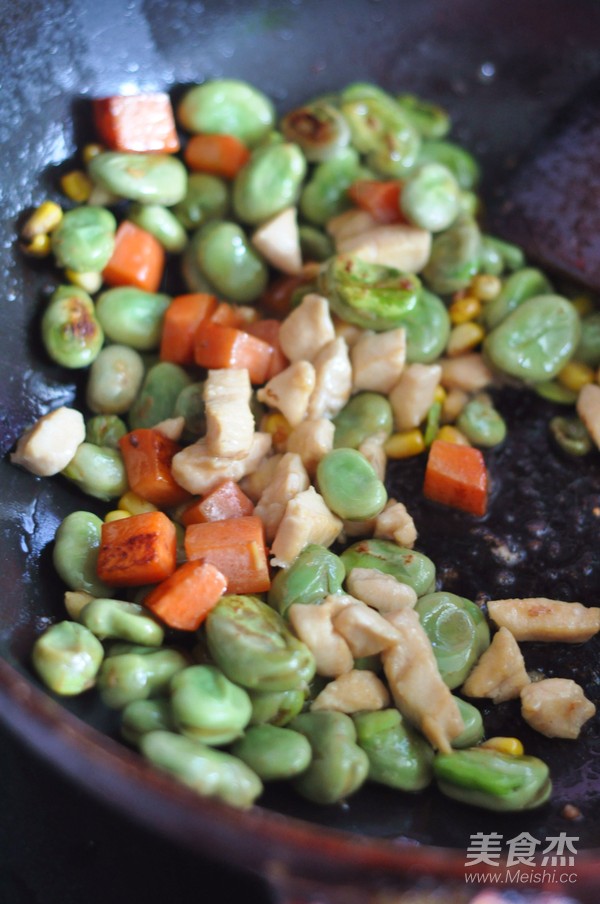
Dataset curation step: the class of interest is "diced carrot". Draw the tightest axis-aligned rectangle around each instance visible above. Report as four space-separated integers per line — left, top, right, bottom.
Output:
245 319 288 379
347 180 405 224
193 321 273 385
93 93 180 153
160 292 217 364
181 479 255 526
184 515 270 594
103 220 165 293
423 438 488 517
184 133 251 179
97 510 177 587
144 560 227 631
210 301 259 329
119 429 191 508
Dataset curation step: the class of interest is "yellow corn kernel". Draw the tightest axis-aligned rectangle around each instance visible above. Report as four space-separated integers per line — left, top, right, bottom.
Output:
433 385 447 405
571 294 595 317
65 269 103 294
557 360 595 393
384 429 425 459
21 200 63 241
446 322 485 358
82 143 105 165
449 295 482 325
118 491 158 516
20 233 52 258
481 737 524 757
105 509 130 523
436 425 470 445
262 412 292 451
470 273 502 302
60 169 93 203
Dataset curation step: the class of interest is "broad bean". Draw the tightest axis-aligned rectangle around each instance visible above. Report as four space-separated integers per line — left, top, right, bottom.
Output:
416 139 480 190
484 268 553 331
550 416 593 457
171 173 229 231
281 101 351 162
51 206 116 272
88 152 188 206
96 287 171 350
268 545 345 617
232 143 307 224
98 646 188 709
85 414 128 449
174 381 206 441
52 510 112 597
576 312 600 367
396 94 450 139
121 698 175 746
456 398 507 447
86 344 145 414
177 79 275 147
128 361 192 430
290 710 369 804
400 163 461 232
128 203 188 253
298 225 334 262
194 222 268 303
170 665 252 745
231 724 312 781
61 442 127 501
317 448 387 521
300 147 372 225
32 621 104 695
333 392 393 450
79 598 164 646
353 709 433 791
452 697 485 749
415 591 490 689
341 539 436 597
422 214 481 295
42 285 103 369
248 688 306 726
397 289 451 363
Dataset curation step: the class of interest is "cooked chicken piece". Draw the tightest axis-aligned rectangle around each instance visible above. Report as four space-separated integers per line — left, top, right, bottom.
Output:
374 499 417 549
286 418 335 476
239 453 283 502
332 317 364 347
577 383 600 450
278 293 335 363
257 360 316 427
382 608 464 753
389 363 442 432
153 416 186 441
270 486 343 567
521 678 596 739
333 602 400 657
357 432 387 482
254 452 310 543
439 353 494 393
251 206 302 275
171 432 272 495
11 406 85 477
288 594 354 677
441 388 469 424
346 567 418 612
307 337 352 421
461 627 530 703
335 224 432 274
310 669 390 713
204 368 254 459
350 328 407 394
487 597 600 643
326 208 378 242
339 518 375 541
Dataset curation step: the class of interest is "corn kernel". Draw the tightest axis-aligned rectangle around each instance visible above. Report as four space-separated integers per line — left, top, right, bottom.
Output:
21 200 63 240
65 269 103 294
481 737 524 757
433 385 447 405
470 273 502 302
262 412 292 451
446 322 485 357
436 425 470 445
449 295 482 325
105 509 130 523
557 360 595 393
384 429 425 459
118 491 158 516
20 233 52 258
82 143 104 165
60 169 93 203
571 294 595 317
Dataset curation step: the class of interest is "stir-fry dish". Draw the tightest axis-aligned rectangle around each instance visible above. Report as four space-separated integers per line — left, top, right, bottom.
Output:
12 79 600 813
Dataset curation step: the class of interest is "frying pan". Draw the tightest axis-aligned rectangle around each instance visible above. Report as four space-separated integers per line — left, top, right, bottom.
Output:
2 1 600 900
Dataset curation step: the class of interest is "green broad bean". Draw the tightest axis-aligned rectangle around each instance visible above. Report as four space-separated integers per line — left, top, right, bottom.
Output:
290 711 369 804
96 287 171 350
550 416 593 457
205 595 316 693
478 237 504 276
248 688 306 726
268 545 345 617
340 539 436 597
318 253 421 331
576 312 600 367
181 227 215 293
456 398 507 448
231 724 312 781
484 268 553 331
281 100 351 162
400 163 461 233
194 221 268 303
41 285 103 369
317 448 388 521
457 189 480 217
177 79 275 147
422 214 481 295
534 380 578 405
86 344 145 415
79 598 164 646
415 591 490 689
397 289 451 363
416 139 480 190
484 295 581 383
174 381 206 441
481 235 526 273
98 646 188 709
121 698 175 746
333 392 393 450
140 730 263 809
396 94 451 139
300 147 372 225
434 747 552 812
32 621 104 695
353 709 434 791
62 442 127 501
88 152 188 206
171 173 229 231
298 225 334 262
452 697 485 749
86 414 128 449
128 203 188 252
341 95 420 178
51 206 116 272
52 510 112 597
170 665 252 745
233 143 307 225
128 361 192 430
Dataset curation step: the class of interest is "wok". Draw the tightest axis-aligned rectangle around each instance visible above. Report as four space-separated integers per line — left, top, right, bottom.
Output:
2 0 600 900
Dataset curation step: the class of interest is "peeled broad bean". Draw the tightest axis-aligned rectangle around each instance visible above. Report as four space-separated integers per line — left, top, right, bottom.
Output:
298 225 334 262
415 591 490 689
248 687 306 726
400 163 461 233
300 147 372 225
140 730 263 808
483 268 553 331
86 414 128 449
396 94 450 139
268 544 345 617
170 665 252 745
177 79 275 147
353 709 434 791
333 393 393 450
88 152 188 206
233 143 307 225
452 697 485 749
32 621 104 695
231 724 312 781
98 646 188 709
317 448 387 521
205 595 316 693
422 214 481 295
171 173 229 231
281 100 351 162
53 510 113 597
42 285 103 369
456 398 507 447
86 344 145 414
194 221 268 303
51 206 116 272
341 539 436 597
121 698 175 746
550 415 593 457
79 598 164 646
129 361 192 430
290 710 369 804
481 235 525 273
61 442 127 501
397 289 451 363
341 94 420 178
416 139 480 190
96 287 171 350
128 203 188 252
